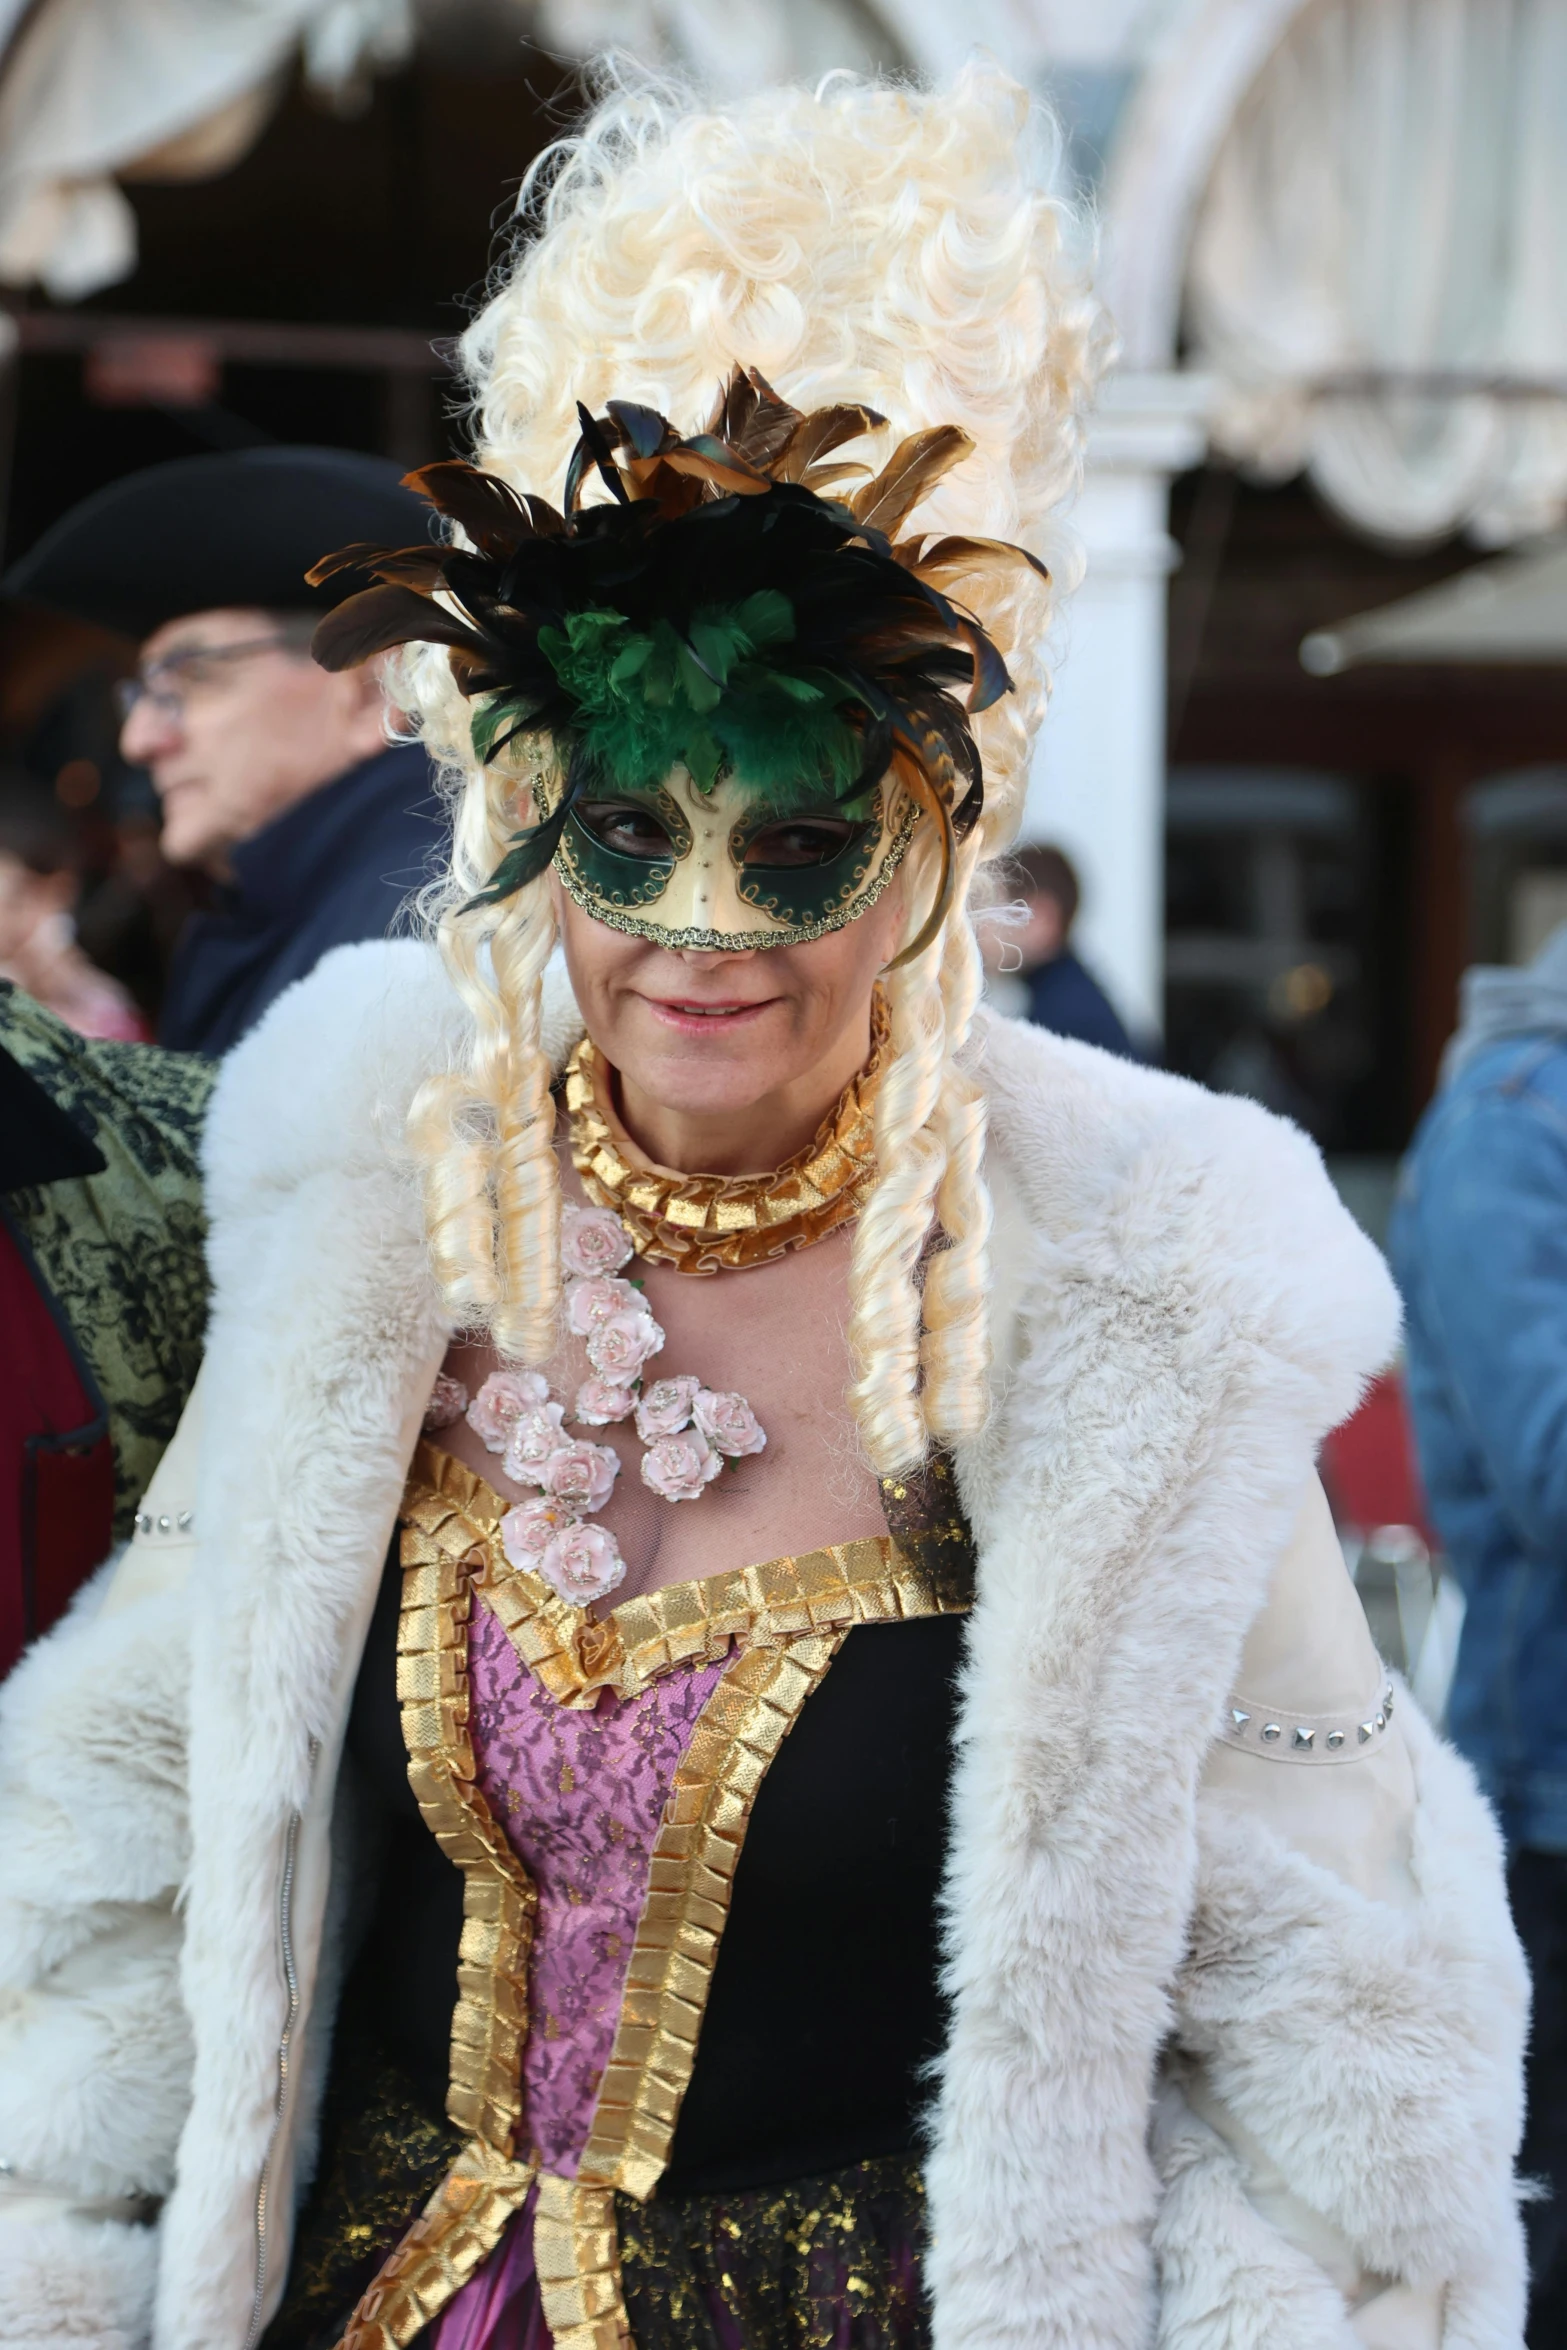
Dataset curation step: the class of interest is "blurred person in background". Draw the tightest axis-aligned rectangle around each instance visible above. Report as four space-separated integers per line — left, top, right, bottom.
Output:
0 781 148 1040
982 841 1138 1056
1390 916 1567 2347
3 447 444 1055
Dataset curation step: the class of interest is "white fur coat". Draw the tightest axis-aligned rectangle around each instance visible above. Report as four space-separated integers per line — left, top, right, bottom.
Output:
0 939 1528 2350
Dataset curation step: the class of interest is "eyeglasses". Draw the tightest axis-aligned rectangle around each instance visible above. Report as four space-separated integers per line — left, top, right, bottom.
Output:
113 632 298 722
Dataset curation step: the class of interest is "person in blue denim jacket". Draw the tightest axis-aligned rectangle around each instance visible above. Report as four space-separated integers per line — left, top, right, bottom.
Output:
1391 918 1567 2344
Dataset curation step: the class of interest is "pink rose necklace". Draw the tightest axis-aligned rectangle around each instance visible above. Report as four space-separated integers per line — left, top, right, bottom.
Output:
424 1201 766 1605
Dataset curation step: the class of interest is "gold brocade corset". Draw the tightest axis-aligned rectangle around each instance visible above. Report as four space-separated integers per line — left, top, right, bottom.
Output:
334 1442 974 2350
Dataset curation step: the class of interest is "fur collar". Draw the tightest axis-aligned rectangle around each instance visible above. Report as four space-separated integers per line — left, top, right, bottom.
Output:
155 938 1399 2349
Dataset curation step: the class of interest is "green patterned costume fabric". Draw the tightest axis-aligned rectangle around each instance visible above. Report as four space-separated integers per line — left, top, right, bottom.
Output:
1 984 213 1538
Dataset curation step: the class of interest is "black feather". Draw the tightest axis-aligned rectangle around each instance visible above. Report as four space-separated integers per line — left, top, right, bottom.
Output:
606 400 669 460
460 772 582 910
307 365 1033 915
568 405 631 511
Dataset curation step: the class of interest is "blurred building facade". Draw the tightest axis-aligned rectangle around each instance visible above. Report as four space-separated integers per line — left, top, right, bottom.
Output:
1 0 1564 1141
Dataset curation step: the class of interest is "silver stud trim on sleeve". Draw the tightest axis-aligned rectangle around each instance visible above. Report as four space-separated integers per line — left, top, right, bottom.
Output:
1219 1679 1395 1764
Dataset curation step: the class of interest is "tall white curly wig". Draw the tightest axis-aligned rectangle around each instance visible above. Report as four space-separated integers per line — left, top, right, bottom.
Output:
401 60 1104 1473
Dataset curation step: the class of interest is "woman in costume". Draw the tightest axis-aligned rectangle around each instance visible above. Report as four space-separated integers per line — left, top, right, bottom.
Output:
0 67 1527 2350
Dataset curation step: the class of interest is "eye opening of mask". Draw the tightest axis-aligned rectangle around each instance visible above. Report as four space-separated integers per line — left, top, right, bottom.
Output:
574 797 680 863
554 766 695 915
737 812 869 870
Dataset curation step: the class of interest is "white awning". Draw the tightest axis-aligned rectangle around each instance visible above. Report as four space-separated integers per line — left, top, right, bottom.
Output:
1186 0 1567 551
0 0 909 307
1300 538 1567 674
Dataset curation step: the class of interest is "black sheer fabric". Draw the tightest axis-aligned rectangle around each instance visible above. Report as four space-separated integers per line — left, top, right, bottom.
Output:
617 2155 930 2350
664 1610 964 2190
344 1532 466 2117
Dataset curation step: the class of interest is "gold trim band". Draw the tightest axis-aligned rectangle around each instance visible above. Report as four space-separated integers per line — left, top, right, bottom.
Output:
533 2172 632 2350
340 2141 538 2350
409 1441 971 1710
565 997 886 1275
578 1632 842 2199
395 1525 536 2153
335 1508 540 2346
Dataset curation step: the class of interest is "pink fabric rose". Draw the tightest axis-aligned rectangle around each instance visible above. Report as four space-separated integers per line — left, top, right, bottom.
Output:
574 1377 636 1426
560 1202 634 1279
565 1275 641 1337
692 1388 767 1459
587 1307 664 1383
537 1519 627 1606
499 1496 570 1570
539 1437 620 1515
640 1430 723 1503
423 1372 469 1432
502 1401 569 1483
634 1376 700 1443
467 1369 551 1454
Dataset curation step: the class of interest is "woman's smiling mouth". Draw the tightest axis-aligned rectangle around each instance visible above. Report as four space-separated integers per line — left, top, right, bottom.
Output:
643 997 777 1033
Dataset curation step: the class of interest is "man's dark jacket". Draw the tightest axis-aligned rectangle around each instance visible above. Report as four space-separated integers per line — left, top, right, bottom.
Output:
159 743 443 1056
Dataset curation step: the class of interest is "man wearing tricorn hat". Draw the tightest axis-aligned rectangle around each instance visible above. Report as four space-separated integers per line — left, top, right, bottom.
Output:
4 445 444 1055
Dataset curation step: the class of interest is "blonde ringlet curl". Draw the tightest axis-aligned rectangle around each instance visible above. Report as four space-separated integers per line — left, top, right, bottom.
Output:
400 60 1105 1448
846 826 991 1472
405 698 563 1363
919 832 993 1446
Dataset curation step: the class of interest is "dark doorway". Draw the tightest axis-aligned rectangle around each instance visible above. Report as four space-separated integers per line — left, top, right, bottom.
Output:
1167 469 1567 1145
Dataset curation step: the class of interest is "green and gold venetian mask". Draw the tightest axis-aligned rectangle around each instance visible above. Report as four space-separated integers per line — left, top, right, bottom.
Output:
548 763 915 949
515 593 915 948
310 368 1048 961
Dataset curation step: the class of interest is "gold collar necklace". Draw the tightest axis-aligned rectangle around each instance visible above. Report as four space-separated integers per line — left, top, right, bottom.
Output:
564 996 887 1275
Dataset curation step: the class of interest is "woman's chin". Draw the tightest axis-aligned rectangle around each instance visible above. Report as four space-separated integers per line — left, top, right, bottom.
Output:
632 1062 784 1126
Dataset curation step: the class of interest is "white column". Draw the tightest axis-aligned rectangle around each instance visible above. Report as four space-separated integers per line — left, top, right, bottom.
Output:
1022 369 1211 1042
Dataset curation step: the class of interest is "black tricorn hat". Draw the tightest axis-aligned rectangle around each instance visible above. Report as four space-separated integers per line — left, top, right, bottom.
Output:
2 446 433 642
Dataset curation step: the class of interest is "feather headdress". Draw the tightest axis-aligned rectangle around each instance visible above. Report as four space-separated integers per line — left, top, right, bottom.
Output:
310 367 1046 959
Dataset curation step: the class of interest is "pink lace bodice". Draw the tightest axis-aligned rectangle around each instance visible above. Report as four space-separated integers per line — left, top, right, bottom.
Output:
467 1593 727 2174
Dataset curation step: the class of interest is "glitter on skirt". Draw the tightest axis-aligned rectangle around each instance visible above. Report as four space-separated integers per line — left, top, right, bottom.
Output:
438 2157 930 2350
617 2156 929 2350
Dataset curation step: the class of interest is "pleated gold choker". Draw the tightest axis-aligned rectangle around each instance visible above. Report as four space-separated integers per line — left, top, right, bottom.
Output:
564 998 887 1275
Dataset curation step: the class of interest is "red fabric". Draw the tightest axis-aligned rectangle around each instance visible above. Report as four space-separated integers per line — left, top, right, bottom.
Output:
1320 1369 1436 1546
0 1218 114 1677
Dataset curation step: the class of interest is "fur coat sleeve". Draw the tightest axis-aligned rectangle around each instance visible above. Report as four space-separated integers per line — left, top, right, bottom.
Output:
1158 1484 1528 2348
0 1391 200 2349
926 1014 1527 2350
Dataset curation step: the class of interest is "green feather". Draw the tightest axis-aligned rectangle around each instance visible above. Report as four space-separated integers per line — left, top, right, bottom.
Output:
471 692 544 763
463 828 553 909
534 597 863 805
